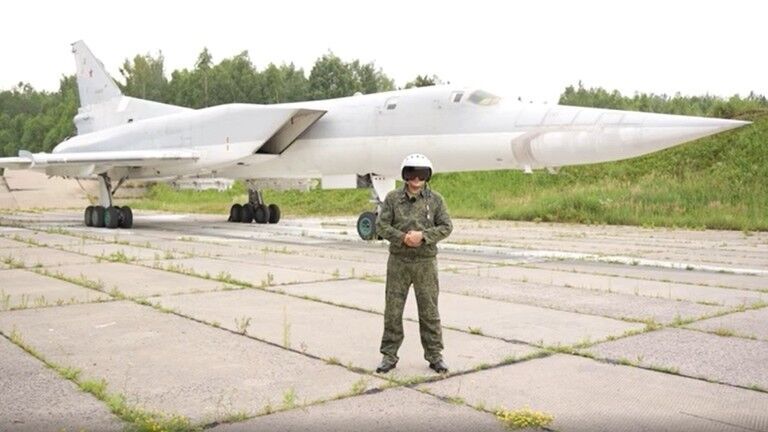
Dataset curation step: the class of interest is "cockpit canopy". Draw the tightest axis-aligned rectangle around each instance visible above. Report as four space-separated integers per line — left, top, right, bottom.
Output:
468 89 501 106
449 89 501 106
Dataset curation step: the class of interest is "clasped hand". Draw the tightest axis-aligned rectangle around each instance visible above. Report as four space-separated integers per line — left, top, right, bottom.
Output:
403 231 424 247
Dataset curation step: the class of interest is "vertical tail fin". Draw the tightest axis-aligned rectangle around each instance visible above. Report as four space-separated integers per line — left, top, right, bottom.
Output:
71 40 122 107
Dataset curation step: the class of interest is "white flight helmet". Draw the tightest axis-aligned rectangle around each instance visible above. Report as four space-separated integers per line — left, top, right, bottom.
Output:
400 153 433 181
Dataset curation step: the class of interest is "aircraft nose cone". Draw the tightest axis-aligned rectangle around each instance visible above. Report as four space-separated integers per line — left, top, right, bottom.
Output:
524 106 752 169
644 113 751 132
711 118 752 132
635 113 751 153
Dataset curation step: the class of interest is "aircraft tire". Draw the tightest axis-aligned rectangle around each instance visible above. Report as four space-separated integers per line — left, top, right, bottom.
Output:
92 206 106 228
229 204 243 222
105 206 120 229
84 206 94 227
357 212 377 240
241 204 255 223
267 204 280 224
120 206 133 229
254 204 270 224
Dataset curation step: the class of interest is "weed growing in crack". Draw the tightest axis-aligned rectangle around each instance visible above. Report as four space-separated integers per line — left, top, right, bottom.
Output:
282 388 297 409
282 306 291 348
235 316 252 335
349 377 368 395
495 406 554 430
106 250 134 263
468 326 483 335
713 327 736 337
2 255 24 268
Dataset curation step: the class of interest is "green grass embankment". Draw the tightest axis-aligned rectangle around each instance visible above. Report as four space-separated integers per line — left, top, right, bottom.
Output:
131 111 768 231
129 183 370 217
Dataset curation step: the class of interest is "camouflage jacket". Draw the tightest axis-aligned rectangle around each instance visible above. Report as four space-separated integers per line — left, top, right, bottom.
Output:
376 185 453 259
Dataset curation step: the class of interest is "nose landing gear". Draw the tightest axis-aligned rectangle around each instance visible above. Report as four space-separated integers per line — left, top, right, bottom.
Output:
356 211 378 240
356 174 395 240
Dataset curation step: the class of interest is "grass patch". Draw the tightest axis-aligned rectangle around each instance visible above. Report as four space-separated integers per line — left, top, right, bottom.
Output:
362 275 385 284
36 269 105 291
282 387 297 409
713 327 737 337
104 250 134 263
647 364 680 374
348 377 369 396
468 326 484 335
2 255 25 268
130 182 370 216
496 406 555 430
446 395 465 405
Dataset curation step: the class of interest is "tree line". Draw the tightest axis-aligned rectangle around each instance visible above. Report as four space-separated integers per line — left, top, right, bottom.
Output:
559 81 767 118
0 47 765 158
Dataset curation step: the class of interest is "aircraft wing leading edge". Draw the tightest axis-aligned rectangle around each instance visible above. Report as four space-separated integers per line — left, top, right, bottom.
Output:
0 149 199 171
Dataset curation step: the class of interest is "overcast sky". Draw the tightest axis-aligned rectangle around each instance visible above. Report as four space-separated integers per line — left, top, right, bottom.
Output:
2 0 765 103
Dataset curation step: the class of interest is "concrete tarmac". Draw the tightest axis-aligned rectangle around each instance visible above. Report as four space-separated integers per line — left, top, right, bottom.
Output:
0 202 767 430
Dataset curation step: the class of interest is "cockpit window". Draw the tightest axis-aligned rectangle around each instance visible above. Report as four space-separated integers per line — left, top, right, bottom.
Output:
385 97 398 110
451 91 464 103
467 90 501 106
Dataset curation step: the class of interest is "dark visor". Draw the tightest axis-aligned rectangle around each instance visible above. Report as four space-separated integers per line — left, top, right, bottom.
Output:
403 167 430 180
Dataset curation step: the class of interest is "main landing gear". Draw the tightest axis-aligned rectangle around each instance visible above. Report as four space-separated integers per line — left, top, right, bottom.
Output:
228 184 281 225
356 175 395 240
84 174 133 229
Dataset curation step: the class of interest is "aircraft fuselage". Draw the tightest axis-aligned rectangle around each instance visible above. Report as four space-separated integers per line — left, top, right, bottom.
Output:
51 86 749 182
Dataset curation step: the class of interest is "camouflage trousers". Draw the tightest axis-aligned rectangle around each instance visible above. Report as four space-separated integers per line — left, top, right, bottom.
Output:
380 255 444 364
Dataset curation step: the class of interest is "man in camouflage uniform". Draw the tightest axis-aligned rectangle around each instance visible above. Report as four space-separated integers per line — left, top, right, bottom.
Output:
375 154 453 374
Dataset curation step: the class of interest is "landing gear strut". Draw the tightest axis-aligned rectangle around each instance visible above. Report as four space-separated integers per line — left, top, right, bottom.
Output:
228 182 281 225
83 174 133 229
356 175 395 240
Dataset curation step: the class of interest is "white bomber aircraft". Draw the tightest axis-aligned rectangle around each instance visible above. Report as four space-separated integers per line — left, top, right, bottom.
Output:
0 41 750 239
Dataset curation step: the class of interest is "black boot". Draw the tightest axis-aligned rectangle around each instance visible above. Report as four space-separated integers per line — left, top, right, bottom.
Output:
429 359 449 374
376 358 398 374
